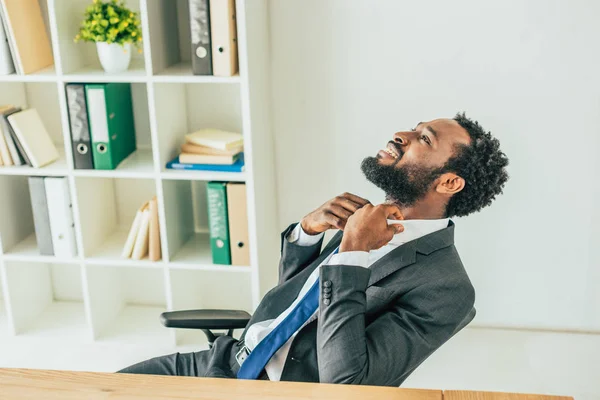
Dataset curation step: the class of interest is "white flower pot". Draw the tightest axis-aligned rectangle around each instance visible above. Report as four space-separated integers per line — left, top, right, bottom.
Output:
96 42 132 73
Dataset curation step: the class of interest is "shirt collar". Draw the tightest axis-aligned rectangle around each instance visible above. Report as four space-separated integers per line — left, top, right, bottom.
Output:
386 218 450 246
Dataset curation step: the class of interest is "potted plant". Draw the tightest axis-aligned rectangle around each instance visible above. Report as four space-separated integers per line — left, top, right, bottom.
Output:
74 0 142 73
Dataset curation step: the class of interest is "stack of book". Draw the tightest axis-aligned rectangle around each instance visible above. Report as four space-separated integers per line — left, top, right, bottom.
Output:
0 106 59 168
189 0 238 76
28 177 77 257
0 0 54 75
207 182 249 266
122 196 161 262
166 129 245 173
65 83 136 170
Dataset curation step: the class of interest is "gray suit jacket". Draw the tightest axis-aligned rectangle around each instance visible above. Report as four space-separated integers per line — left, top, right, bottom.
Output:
204 221 475 386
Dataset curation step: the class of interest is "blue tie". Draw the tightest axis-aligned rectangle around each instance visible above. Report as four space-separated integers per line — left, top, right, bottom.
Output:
237 247 339 379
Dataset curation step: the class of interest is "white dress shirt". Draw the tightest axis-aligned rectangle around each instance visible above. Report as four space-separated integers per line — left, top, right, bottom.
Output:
244 218 450 381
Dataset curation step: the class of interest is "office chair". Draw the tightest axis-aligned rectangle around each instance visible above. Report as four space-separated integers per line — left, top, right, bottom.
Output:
160 309 251 348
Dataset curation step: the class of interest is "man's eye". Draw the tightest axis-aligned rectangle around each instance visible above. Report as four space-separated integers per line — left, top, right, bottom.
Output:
421 135 431 145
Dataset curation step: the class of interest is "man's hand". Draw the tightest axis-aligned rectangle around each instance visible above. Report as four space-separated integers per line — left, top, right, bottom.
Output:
339 204 404 253
301 193 371 235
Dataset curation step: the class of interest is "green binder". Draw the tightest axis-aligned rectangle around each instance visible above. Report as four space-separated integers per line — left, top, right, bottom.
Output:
207 181 231 265
85 83 136 170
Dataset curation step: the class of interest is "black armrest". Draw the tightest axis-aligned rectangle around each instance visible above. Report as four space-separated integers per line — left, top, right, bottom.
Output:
160 309 251 330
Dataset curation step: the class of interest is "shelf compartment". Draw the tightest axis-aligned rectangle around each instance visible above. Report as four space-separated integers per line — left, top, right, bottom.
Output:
0 82 66 172
153 82 242 169
65 82 153 174
53 0 146 75
145 0 192 77
2 262 89 340
75 177 160 262
0 175 77 260
169 269 252 347
86 265 170 344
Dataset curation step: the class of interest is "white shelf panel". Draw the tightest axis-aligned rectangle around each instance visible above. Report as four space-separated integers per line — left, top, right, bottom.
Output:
168 232 251 271
0 66 58 83
72 149 155 179
0 156 69 177
18 301 89 341
160 169 247 182
96 305 170 345
85 229 163 268
2 234 80 264
153 62 241 84
63 60 148 83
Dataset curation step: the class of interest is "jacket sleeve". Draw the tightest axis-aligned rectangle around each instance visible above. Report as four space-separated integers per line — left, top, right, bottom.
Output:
278 223 325 284
316 264 476 386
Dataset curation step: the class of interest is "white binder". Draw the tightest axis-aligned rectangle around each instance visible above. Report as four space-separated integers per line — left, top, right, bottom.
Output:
44 177 77 258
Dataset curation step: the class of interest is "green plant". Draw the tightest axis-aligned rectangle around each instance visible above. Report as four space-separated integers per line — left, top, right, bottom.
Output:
74 0 142 50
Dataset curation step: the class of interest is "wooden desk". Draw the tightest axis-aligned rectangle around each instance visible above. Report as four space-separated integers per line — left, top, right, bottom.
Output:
0 369 573 400
0 369 441 400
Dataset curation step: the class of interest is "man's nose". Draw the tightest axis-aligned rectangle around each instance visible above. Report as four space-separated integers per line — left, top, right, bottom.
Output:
393 132 409 146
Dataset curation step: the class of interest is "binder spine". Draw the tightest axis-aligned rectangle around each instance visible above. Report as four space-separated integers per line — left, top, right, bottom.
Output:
66 84 94 169
190 0 213 75
28 177 54 256
207 181 231 265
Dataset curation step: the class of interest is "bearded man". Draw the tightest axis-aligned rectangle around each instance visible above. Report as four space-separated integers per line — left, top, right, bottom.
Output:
120 113 509 387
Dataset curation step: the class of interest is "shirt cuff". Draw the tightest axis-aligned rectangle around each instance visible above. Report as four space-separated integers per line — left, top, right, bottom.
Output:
328 251 370 268
287 223 325 246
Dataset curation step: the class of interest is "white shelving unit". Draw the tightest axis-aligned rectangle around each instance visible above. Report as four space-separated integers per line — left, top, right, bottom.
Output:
0 0 278 348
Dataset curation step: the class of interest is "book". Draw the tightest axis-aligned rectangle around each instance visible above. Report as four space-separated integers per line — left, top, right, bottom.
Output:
44 177 77 257
189 0 212 75
181 142 243 156
85 83 136 170
0 9 14 75
207 181 231 265
121 202 147 258
7 108 59 168
131 208 151 260
0 0 53 74
226 183 250 266
209 0 238 76
28 177 54 255
66 84 94 169
148 196 161 262
0 105 23 165
0 116 13 165
179 152 241 165
166 153 245 173
185 129 243 151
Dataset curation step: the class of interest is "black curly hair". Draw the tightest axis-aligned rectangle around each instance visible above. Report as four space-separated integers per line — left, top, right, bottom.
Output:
443 112 509 217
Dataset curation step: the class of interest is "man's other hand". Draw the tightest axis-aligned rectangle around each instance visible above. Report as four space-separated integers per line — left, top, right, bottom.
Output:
339 204 404 253
300 193 371 235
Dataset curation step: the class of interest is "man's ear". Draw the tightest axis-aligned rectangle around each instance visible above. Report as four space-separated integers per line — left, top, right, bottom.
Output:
436 173 465 195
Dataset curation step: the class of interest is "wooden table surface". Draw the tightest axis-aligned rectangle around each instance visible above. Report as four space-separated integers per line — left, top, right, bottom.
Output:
0 369 441 400
0 369 573 400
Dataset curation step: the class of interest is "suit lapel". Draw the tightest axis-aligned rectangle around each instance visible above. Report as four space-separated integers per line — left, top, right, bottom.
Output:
367 221 456 287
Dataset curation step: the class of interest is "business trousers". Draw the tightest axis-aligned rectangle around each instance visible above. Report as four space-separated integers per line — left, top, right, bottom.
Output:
118 335 268 380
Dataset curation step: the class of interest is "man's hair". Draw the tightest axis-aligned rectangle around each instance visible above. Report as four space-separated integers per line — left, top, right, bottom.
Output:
443 112 509 217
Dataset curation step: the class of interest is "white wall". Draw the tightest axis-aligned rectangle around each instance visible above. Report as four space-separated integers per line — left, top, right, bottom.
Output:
268 0 600 331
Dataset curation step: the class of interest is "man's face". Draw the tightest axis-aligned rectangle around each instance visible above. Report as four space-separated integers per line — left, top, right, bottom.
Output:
361 118 471 207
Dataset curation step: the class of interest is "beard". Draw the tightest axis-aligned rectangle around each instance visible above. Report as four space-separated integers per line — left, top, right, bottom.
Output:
360 156 441 207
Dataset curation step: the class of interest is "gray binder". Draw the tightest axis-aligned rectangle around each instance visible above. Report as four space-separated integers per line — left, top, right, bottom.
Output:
66 84 94 169
189 0 212 75
28 177 54 256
